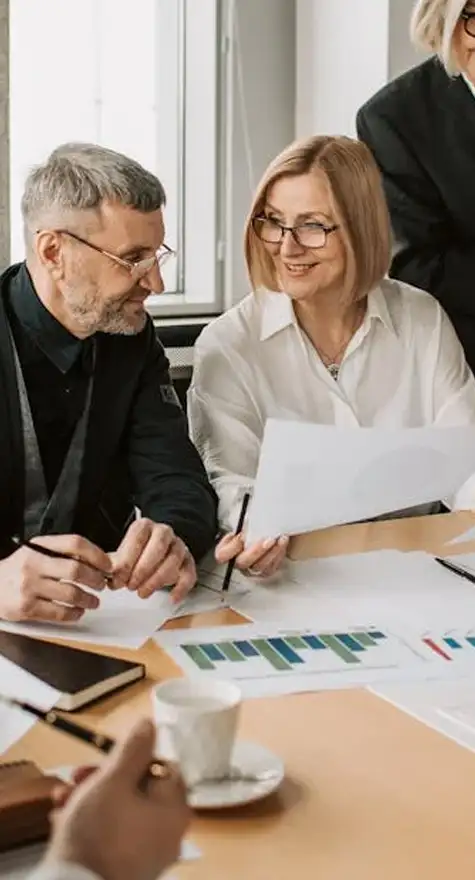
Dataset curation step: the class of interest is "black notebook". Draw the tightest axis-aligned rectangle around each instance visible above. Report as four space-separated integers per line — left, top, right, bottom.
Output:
0 631 145 711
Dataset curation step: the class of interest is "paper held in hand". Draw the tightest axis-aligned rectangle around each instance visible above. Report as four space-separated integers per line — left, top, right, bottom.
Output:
246 420 475 542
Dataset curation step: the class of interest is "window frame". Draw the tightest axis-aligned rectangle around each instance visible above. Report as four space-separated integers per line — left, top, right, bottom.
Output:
148 0 225 318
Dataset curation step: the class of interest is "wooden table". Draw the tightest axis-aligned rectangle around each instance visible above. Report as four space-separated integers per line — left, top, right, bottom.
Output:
5 511 475 880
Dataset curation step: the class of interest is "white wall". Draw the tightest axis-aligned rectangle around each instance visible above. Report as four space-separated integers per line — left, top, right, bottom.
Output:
223 0 296 306
296 0 420 139
388 0 421 79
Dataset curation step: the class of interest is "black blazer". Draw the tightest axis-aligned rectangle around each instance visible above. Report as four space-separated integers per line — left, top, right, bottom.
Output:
0 265 218 559
357 57 475 371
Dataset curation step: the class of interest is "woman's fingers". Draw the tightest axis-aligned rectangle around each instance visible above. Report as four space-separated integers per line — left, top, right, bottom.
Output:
215 533 289 577
248 536 289 577
215 533 244 564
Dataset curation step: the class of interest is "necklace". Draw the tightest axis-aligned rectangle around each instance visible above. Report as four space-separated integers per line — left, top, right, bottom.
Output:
313 305 365 380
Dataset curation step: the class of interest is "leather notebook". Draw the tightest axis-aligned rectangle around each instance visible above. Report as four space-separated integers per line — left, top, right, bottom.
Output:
0 630 145 711
0 761 61 853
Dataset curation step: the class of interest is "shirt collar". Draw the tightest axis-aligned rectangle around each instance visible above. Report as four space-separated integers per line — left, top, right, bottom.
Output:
259 291 296 341
259 284 397 342
461 72 475 100
7 263 85 373
365 284 397 336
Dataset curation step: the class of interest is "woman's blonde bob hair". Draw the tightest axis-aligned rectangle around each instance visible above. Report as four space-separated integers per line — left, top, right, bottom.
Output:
244 135 391 302
410 0 466 73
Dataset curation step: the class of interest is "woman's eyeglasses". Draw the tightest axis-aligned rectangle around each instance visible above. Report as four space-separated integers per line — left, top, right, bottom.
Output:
252 215 338 249
461 9 475 38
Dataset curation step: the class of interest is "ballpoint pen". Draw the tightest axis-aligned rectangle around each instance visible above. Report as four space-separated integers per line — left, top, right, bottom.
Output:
11 535 114 585
0 694 168 779
434 555 475 585
222 492 251 592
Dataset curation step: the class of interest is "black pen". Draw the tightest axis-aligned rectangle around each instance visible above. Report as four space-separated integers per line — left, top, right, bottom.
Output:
11 535 114 585
435 556 475 585
221 492 251 592
0 694 168 779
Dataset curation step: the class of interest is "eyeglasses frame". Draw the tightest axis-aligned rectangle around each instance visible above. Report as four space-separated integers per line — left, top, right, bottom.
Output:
252 214 339 250
461 9 475 38
36 228 175 279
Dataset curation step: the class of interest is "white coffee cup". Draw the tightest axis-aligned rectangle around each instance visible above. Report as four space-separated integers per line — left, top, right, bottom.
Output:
151 678 241 787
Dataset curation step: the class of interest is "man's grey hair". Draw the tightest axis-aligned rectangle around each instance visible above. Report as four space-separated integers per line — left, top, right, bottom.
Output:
21 142 166 245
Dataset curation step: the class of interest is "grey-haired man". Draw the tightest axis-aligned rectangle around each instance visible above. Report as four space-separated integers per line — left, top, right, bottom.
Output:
0 143 217 623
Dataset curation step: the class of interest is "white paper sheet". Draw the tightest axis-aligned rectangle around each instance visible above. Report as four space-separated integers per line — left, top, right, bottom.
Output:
246 419 475 541
0 587 178 649
442 551 475 577
369 679 475 753
230 549 475 629
0 839 201 878
0 656 59 755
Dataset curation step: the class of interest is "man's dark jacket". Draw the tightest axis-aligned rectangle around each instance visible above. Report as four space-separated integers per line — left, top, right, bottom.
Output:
357 56 475 371
0 264 218 559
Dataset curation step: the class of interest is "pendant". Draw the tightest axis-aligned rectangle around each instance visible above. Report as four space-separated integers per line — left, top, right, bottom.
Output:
327 363 339 380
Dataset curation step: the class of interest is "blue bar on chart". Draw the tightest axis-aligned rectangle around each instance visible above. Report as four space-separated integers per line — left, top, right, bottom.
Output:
268 638 305 664
302 635 326 650
444 637 462 649
334 633 366 652
234 640 259 658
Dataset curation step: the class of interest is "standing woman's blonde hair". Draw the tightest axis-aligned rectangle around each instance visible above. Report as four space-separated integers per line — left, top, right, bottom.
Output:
410 0 466 73
244 135 391 303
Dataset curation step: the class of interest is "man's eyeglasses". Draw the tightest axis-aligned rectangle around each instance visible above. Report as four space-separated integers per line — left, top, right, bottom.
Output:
461 9 475 38
252 215 338 249
38 229 175 281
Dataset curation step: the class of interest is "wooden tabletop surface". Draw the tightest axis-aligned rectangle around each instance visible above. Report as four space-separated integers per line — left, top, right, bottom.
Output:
5 510 475 880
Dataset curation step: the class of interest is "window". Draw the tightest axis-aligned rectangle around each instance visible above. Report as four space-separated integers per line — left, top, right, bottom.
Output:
9 0 223 316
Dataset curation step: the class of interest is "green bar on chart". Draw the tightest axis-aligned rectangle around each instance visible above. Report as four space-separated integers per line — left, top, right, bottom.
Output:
350 631 376 647
252 639 292 671
218 642 246 662
319 634 360 664
182 644 215 670
286 636 307 650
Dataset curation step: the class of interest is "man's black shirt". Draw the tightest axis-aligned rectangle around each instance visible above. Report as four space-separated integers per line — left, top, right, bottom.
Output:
5 263 93 493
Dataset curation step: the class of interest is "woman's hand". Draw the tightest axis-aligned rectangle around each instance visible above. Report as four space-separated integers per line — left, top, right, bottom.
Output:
215 533 289 578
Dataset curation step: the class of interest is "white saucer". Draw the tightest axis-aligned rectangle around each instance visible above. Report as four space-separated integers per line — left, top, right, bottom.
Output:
49 740 284 811
187 740 284 810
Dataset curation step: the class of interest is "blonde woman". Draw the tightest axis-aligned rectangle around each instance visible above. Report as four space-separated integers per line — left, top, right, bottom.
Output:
188 135 475 578
357 0 475 371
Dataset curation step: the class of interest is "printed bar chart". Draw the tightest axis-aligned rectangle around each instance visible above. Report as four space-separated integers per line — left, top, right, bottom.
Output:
179 629 389 673
158 622 475 697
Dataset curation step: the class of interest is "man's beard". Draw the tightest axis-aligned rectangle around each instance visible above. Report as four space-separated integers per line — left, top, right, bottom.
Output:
63 281 147 336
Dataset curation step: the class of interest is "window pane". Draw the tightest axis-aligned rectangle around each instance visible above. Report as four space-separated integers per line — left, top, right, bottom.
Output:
9 0 181 293
10 0 220 313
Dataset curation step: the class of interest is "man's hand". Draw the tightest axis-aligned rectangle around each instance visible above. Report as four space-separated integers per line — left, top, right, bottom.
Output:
110 518 197 602
43 719 190 880
0 535 112 623
215 533 289 578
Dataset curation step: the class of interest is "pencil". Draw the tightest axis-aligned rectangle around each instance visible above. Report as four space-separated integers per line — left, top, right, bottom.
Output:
221 492 251 592
0 694 168 779
11 536 114 585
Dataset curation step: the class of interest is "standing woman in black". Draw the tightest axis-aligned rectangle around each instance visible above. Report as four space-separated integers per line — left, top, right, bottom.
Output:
357 1 475 372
